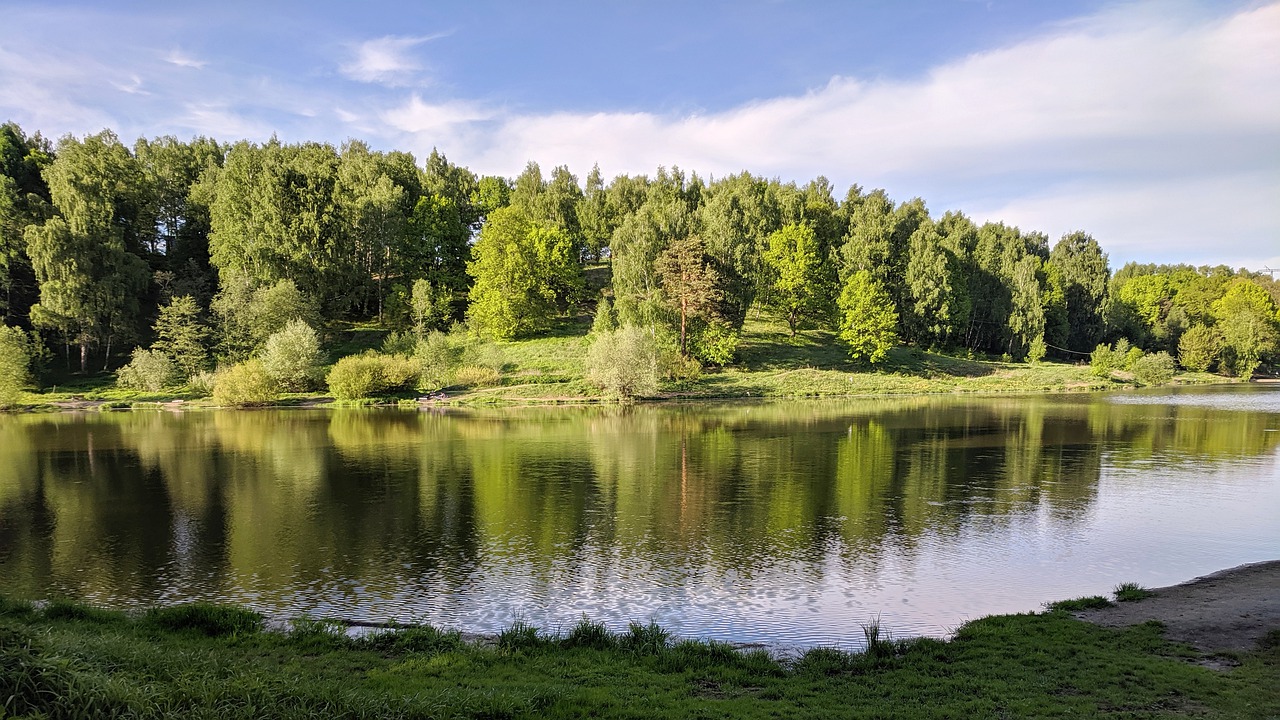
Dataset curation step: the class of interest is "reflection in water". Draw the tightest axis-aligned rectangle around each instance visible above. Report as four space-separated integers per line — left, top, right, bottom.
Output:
1 389 1278 647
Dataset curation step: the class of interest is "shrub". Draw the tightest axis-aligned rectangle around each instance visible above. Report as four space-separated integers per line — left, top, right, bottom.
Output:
586 325 661 399
1123 346 1145 371
590 296 617 335
152 295 210 380
381 330 417 356
1178 324 1221 372
452 364 501 388
462 339 507 374
1089 344 1119 378
0 324 33 408
1132 351 1176 386
187 370 217 396
259 319 324 391
1026 335 1047 364
326 353 420 400
414 331 461 391
212 360 277 407
690 321 739 366
117 348 177 391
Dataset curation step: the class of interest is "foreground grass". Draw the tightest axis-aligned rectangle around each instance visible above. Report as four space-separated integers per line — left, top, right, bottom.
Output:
12 315 1230 411
1 597 1277 719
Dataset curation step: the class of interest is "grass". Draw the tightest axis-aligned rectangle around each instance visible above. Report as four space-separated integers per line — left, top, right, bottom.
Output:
1116 582 1158 603
10 313 1236 412
1 596 1277 719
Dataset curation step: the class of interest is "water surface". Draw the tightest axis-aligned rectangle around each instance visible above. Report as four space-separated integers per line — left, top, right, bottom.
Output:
1 386 1277 648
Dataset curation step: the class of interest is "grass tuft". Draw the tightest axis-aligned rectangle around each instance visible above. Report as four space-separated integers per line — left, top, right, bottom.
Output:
1114 582 1155 602
41 598 124 624
145 603 263 637
620 621 670 654
562 617 616 650
497 620 545 652
359 625 464 655
1046 595 1113 612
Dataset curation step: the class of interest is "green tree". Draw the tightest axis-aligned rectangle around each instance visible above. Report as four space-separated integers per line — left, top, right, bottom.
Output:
213 277 321 360
837 270 898 364
0 324 32 407
761 223 832 336
117 348 177 391
0 122 53 323
654 235 721 356
585 325 661 399
410 278 450 337
1049 232 1110 352
904 220 964 347
1211 280 1279 379
25 131 149 370
152 295 210 379
1178 324 1221 372
466 207 581 339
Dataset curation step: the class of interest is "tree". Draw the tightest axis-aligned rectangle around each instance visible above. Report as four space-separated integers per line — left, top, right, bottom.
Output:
585 325 661 399
904 221 963 347
1049 232 1110 352
0 122 53 323
654 235 721 356
213 277 321 360
410 278 450 337
1211 280 1279 379
0 324 32 407
837 270 898 364
466 207 581 339
1178 324 1221 372
762 223 832 336
152 295 210 379
25 131 149 371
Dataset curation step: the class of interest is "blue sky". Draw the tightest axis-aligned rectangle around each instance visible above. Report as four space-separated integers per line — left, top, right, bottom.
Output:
1 0 1277 270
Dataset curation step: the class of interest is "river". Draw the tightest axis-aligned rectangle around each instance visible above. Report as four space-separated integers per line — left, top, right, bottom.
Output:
1 385 1277 648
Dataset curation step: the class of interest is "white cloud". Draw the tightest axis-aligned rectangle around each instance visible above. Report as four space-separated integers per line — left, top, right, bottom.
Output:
340 34 447 86
412 1 1277 268
164 49 207 69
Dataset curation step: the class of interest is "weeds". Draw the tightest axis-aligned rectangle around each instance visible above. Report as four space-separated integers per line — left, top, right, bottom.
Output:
145 603 263 637
497 620 544 652
1046 596 1113 612
562 617 615 650
621 621 670 654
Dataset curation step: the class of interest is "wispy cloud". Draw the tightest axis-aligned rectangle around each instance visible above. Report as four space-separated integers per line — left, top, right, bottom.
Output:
164 49 207 69
340 34 448 86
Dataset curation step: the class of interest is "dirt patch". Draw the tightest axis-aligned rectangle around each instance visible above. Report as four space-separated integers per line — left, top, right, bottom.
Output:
1076 560 1280 653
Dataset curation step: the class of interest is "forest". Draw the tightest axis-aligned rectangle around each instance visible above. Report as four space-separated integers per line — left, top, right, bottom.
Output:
0 122 1278 405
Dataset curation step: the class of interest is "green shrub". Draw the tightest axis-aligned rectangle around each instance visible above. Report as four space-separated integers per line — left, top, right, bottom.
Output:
1089 344 1118 378
187 370 217 396
259 319 323 391
690 321 739 366
1123 346 1145 371
381 330 417 356
1132 351 1176 386
414 331 461 391
1178 324 1221 372
326 353 420 400
0 324 33 408
1026 335 1047 364
586 325 661 399
590 296 617 335
212 360 277 407
452 364 501 388
152 295 211 380
116 348 177 391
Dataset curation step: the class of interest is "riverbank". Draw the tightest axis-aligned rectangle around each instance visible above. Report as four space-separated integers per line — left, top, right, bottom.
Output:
2 565 1277 719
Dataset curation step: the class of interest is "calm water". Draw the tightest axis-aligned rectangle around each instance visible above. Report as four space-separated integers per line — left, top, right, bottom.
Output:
1 386 1278 648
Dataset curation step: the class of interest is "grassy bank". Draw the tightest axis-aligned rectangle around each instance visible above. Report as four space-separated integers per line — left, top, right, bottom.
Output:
12 316 1230 411
1 594 1276 719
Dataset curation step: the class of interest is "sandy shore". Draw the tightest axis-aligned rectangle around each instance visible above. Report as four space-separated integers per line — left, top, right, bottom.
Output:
1076 560 1280 653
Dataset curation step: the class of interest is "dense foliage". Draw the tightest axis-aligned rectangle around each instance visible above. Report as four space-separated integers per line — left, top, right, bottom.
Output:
1 120 1277 402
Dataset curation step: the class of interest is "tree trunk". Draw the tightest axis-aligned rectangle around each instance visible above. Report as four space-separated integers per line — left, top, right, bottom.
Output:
679 298 688 356
79 341 88 374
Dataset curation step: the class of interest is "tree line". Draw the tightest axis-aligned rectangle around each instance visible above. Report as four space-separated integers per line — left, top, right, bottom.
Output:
1 121 1278 404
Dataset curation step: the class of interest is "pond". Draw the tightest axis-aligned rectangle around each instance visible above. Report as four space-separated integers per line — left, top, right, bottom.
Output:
1 385 1278 648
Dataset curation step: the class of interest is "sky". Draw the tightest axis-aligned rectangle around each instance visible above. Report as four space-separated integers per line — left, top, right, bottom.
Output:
1 0 1277 270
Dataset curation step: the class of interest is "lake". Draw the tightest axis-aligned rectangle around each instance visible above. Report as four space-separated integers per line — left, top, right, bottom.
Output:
1 385 1278 649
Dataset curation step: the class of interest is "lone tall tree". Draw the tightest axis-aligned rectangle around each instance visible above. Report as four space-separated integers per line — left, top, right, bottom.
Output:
654 235 720 356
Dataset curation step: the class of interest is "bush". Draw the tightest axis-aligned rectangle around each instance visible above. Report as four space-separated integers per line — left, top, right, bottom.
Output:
259 319 324 391
212 360 277 407
586 325 661 399
590 296 617 335
452 364 501 388
0 324 33 408
1178 324 1221 372
1132 351 1176 386
690 321 739 366
326 353 420 400
1026 335 1047 364
1090 344 1119 378
414 331 461 391
381 330 417 356
187 370 217 396
116 348 177 391
1123 346 1145 371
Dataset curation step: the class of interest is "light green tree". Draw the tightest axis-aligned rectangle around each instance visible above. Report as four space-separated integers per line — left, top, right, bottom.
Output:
837 270 898 364
259 319 324 391
1178 324 1221 372
0 324 32 407
762 223 832 336
1211 280 1279 379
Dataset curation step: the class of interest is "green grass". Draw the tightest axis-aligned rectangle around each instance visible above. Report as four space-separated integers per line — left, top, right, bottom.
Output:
1 596 1276 719
1116 582 1158 603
